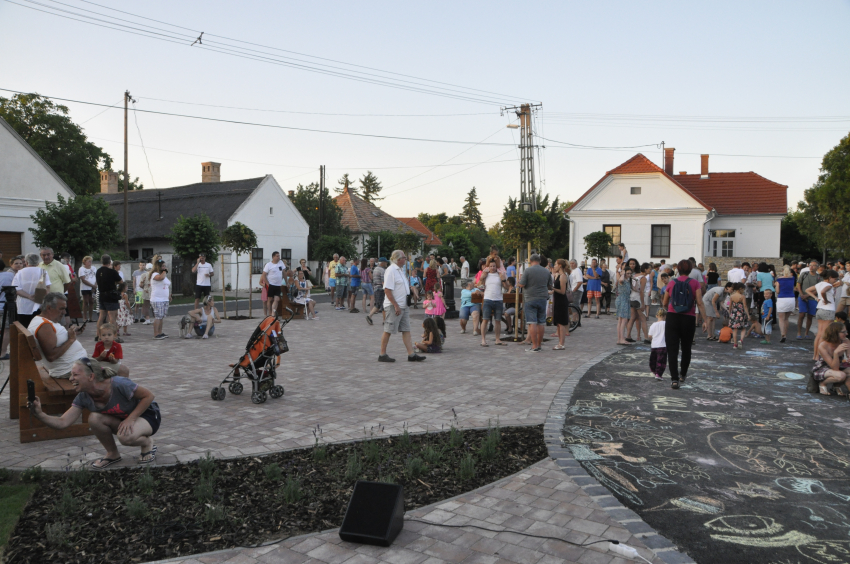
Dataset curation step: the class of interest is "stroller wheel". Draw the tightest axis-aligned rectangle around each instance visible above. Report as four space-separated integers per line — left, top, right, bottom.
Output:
269 385 284 399
211 387 226 401
251 391 267 404
229 382 244 395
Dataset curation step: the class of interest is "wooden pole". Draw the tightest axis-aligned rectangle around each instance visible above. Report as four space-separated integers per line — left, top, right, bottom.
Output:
123 90 129 257
249 271 253 319
220 253 227 318
514 248 520 340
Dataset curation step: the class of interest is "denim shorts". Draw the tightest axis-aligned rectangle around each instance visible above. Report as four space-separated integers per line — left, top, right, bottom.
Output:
328 278 336 288
361 283 374 296
459 304 480 320
798 297 817 315
525 298 548 324
194 323 216 336
481 299 504 320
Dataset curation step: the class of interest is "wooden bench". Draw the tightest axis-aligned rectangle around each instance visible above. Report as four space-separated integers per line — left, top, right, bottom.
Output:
9 321 92 443
276 289 306 320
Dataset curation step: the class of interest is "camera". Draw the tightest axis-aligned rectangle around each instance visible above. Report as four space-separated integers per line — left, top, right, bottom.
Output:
1 285 16 301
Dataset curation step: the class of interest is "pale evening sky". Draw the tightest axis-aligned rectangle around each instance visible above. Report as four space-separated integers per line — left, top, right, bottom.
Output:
1 0 848 225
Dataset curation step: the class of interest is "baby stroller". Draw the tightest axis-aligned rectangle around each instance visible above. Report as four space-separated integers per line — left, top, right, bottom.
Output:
211 309 293 404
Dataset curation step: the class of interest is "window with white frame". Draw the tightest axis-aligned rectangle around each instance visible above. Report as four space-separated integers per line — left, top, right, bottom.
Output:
709 229 736 257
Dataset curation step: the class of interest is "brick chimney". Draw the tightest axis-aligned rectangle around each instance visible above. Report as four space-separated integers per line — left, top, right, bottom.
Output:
287 190 294 198
701 154 709 178
664 148 675 176
100 170 118 194
679 171 687 175
201 162 221 183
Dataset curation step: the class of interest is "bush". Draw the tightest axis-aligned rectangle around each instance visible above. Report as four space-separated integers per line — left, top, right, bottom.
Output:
21 466 44 483
458 453 475 481
125 497 147 519
0 468 12 483
281 476 302 504
194 478 214 504
58 488 78 518
422 445 443 466
138 468 156 494
345 452 363 481
197 452 217 479
264 463 283 482
67 466 91 488
45 522 68 547
204 505 226 523
449 425 463 449
404 456 425 479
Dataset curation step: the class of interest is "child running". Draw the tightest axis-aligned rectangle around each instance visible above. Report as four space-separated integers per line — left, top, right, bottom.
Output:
93 323 130 376
728 283 748 349
648 308 667 381
761 289 774 344
414 317 442 353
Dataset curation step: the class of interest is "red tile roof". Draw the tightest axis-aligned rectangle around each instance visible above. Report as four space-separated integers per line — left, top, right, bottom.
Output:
564 153 786 216
397 218 442 246
675 172 787 215
333 187 422 236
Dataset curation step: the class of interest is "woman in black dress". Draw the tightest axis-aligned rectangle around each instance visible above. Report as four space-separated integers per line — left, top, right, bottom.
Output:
552 258 571 349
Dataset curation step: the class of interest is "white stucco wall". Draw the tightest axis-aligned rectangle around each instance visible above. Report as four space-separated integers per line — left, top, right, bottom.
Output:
227 175 309 291
576 173 705 212
705 215 782 258
0 120 75 255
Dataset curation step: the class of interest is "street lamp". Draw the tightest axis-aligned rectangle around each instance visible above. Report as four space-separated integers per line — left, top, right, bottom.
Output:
520 201 532 212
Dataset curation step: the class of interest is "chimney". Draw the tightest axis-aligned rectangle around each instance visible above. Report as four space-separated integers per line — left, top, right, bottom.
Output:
701 154 709 178
201 162 221 183
100 170 118 194
664 147 675 176
287 190 294 198
679 171 687 175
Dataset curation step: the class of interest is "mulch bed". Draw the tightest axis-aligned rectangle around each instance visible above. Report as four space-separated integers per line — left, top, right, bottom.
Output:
5 425 546 564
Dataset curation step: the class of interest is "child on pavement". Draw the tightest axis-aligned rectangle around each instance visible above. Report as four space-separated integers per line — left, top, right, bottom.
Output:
648 308 667 381
761 289 774 344
93 323 130 377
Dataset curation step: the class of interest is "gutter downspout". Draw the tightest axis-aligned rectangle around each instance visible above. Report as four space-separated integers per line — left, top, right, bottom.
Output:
567 214 575 260
702 209 717 261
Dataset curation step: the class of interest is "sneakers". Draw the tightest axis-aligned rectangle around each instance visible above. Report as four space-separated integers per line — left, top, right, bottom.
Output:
526 347 542 353
366 315 373 326
154 333 169 340
408 354 426 362
378 354 395 363
184 334 195 339
350 308 360 313
654 374 663 381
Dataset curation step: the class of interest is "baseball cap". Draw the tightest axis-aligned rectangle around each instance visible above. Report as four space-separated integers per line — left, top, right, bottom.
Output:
378 256 388 263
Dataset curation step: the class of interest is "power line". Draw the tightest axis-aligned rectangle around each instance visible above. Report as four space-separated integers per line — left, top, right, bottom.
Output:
545 112 850 123
79 98 122 124
131 100 156 188
537 135 661 150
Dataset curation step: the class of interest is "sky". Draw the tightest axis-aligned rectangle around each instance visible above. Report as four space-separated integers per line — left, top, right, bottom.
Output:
2 0 848 226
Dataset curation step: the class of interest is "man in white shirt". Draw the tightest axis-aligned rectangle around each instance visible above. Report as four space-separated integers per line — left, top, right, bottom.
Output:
460 256 470 286
379 249 425 363
28 292 86 378
726 261 746 284
478 260 508 346
568 259 584 306
192 253 215 310
260 252 287 315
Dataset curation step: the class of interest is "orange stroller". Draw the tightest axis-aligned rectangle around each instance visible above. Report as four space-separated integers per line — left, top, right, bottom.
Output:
211 310 293 404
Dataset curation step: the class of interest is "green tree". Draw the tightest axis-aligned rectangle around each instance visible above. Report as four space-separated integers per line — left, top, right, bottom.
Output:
314 234 357 264
358 171 384 204
780 210 821 263
796 132 850 257
461 187 484 228
29 194 122 270
505 194 569 258
396 232 423 256
434 227 475 262
115 170 144 191
364 231 396 259
334 173 360 197
500 209 551 254
169 213 221 296
289 182 348 260
221 222 257 318
0 93 112 195
583 231 614 262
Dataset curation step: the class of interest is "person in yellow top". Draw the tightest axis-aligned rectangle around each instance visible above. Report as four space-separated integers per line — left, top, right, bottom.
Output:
327 253 339 305
39 247 71 293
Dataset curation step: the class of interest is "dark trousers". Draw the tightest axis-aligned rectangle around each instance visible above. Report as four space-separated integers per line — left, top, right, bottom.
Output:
649 347 668 377
665 312 696 381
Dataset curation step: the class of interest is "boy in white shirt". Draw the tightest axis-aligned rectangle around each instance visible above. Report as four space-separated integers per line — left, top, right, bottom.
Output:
648 308 667 381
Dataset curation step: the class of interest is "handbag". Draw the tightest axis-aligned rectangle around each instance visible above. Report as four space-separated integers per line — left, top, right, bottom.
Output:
32 270 48 304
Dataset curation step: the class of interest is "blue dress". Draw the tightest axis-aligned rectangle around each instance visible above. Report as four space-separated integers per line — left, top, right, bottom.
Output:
616 278 631 319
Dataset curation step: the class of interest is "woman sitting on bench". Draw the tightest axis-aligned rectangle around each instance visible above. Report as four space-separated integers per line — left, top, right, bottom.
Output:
29 357 161 470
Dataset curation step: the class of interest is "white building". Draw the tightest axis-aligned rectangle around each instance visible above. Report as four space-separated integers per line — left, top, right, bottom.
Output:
98 162 309 292
0 116 77 258
565 149 787 269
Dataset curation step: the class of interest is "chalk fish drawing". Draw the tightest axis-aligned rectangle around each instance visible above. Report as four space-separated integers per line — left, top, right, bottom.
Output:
581 461 643 505
775 478 850 501
561 425 613 444
669 496 724 514
704 515 817 547
729 482 784 500
595 392 638 402
798 506 850 533
567 400 612 417
797 541 850 564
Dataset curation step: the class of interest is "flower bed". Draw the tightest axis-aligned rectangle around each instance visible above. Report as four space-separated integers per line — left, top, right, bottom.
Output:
5 424 546 564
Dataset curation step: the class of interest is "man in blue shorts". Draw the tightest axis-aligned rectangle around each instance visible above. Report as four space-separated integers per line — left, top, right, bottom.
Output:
796 260 820 339
518 254 553 352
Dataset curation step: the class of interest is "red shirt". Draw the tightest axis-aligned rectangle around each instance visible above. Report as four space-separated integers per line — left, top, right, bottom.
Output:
93 340 123 360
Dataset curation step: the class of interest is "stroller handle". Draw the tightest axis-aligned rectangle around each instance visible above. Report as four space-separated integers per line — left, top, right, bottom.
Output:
279 307 295 326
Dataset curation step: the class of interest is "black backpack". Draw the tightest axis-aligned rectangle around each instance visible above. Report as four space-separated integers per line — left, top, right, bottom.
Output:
670 278 694 313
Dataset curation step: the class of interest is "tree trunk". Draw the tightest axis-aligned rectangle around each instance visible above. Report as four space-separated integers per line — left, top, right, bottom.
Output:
182 256 194 297
248 273 253 319
234 257 240 317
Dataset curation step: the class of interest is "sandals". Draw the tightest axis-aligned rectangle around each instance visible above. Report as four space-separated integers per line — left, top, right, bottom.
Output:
365 315 373 326
819 385 831 396
671 381 680 390
494 342 508 346
553 345 565 350
139 445 157 464
91 457 122 470
480 343 489 347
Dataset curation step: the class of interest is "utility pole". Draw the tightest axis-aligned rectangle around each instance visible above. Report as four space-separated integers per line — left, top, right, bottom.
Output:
123 90 134 256
502 103 542 211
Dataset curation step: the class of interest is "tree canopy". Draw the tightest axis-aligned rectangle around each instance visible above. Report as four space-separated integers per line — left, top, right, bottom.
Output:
0 93 113 195
583 231 614 261
500 209 551 253
314 234 357 263
461 187 484 228
289 181 348 260
502 193 567 257
169 213 221 262
29 194 121 267
358 171 384 204
334 173 360 197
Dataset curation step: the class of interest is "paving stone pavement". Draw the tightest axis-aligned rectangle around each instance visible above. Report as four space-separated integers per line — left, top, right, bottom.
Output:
0 307 669 563
0 308 614 470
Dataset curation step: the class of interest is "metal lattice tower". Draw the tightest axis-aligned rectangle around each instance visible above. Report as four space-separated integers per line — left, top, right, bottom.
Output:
503 103 542 212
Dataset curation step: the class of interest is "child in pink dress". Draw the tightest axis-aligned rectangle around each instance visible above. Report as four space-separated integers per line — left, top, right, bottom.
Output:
423 292 436 317
432 290 447 318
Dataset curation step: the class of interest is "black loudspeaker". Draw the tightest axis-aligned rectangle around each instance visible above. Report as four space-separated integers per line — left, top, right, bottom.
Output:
339 481 404 547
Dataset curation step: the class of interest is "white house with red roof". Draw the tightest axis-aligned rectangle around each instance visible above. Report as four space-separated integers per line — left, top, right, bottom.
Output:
564 148 787 266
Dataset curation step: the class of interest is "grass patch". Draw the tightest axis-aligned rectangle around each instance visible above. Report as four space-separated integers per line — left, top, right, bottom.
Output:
0 484 37 551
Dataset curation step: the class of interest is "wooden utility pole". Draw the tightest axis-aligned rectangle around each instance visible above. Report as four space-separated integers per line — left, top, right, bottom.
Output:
123 90 130 256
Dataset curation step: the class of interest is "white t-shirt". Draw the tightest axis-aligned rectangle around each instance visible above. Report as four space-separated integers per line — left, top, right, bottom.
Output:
195 262 215 286
460 261 470 279
28 315 86 376
79 266 97 290
13 267 51 315
263 261 286 286
482 272 504 301
569 269 583 292
727 268 746 284
150 274 171 302
815 281 836 311
648 320 666 348
383 263 410 309
839 272 850 300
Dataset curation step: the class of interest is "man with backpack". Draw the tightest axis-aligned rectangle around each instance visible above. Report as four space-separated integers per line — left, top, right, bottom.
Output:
661 259 704 390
